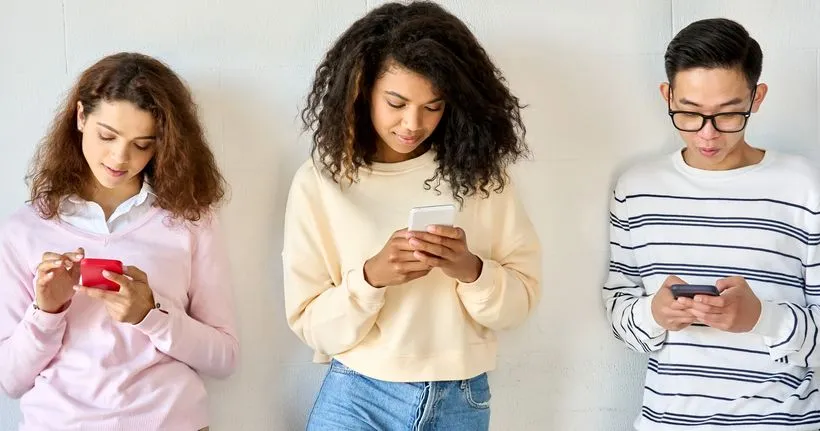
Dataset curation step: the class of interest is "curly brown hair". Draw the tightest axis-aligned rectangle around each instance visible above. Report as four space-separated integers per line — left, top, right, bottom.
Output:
301 1 528 203
27 52 226 222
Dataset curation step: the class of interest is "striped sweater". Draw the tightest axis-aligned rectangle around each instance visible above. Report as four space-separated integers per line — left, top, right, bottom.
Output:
604 149 820 430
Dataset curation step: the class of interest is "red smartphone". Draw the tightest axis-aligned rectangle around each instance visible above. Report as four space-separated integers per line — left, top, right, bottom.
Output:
80 258 124 291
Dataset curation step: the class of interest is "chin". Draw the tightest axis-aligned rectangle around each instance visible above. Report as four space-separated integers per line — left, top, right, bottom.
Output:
97 180 120 190
93 173 127 190
388 144 422 154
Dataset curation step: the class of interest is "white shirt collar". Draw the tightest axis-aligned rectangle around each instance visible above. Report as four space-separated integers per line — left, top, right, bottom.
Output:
59 181 156 234
64 181 154 207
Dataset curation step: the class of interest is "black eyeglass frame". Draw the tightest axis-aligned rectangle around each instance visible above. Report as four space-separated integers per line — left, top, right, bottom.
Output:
667 87 757 133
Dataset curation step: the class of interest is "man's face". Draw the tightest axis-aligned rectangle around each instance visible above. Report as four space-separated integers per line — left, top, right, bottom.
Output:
661 67 767 170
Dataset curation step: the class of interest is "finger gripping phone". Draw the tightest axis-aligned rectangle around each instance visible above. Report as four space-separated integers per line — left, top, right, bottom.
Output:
408 204 456 232
80 258 124 291
670 284 719 299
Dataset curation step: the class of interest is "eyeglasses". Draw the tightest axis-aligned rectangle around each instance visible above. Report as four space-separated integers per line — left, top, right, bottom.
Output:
667 87 756 133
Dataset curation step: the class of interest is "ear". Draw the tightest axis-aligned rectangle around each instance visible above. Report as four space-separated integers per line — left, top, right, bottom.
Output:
750 83 768 114
659 82 671 104
76 101 86 133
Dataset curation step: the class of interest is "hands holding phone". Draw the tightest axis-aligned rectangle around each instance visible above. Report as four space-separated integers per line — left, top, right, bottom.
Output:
363 226 482 288
651 276 700 331
36 250 156 324
364 229 434 288
652 275 762 333
34 248 85 313
678 276 762 333
75 265 156 325
405 226 482 283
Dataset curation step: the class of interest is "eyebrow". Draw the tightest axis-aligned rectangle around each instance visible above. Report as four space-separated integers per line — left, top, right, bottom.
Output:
385 91 443 105
97 122 156 140
678 97 745 109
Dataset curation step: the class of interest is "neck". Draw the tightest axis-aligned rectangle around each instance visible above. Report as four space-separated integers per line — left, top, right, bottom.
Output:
83 176 142 219
374 142 430 163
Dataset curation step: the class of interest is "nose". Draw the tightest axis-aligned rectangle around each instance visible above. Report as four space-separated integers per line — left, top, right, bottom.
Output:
109 141 130 164
402 109 423 132
697 118 720 140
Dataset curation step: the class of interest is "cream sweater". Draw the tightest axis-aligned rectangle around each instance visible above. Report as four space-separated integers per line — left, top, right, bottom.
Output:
282 151 541 382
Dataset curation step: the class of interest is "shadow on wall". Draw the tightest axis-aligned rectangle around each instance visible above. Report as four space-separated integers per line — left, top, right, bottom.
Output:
483 33 673 430
191 66 325 430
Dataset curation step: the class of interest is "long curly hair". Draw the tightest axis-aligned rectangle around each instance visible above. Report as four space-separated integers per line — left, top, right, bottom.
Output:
27 52 226 222
301 1 528 203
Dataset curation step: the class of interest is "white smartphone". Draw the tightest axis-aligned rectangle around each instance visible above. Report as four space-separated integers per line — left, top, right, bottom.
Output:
408 204 456 232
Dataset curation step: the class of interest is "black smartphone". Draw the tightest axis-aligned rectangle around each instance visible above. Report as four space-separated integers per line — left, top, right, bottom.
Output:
670 284 719 299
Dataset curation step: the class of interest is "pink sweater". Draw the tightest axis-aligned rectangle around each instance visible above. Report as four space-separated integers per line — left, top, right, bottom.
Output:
0 205 238 430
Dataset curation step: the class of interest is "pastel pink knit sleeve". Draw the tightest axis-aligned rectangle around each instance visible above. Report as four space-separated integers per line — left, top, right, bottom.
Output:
133 215 239 378
0 216 68 398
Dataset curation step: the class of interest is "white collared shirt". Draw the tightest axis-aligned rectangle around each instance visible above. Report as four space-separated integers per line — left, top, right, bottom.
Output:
59 182 156 235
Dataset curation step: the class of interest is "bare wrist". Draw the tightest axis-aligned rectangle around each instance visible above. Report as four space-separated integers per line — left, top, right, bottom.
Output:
132 291 157 325
35 300 70 314
363 259 385 288
459 254 483 283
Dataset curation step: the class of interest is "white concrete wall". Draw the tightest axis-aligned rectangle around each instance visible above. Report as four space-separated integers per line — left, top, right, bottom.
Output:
1 1 818 429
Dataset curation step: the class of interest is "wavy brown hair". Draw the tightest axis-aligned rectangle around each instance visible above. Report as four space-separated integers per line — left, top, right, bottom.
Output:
301 1 528 204
27 52 226 222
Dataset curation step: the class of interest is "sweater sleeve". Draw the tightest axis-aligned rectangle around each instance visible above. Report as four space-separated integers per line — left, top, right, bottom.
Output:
749 207 820 367
282 164 386 357
133 214 239 378
455 180 542 330
602 182 667 353
0 214 68 398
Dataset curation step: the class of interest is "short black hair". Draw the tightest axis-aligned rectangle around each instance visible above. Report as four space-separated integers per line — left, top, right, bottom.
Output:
664 18 762 89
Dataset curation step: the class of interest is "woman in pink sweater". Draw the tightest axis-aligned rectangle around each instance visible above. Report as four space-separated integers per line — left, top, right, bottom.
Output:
0 52 238 430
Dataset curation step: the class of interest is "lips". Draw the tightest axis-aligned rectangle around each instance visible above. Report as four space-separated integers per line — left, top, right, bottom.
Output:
103 164 127 177
395 133 421 147
698 148 719 157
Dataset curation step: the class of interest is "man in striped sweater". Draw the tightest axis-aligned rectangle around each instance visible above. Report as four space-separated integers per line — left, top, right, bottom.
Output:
604 18 820 430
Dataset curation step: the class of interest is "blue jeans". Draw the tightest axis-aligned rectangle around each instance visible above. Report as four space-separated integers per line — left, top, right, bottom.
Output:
307 360 491 431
